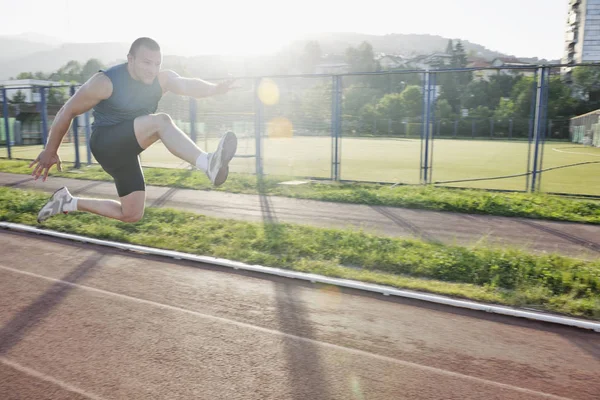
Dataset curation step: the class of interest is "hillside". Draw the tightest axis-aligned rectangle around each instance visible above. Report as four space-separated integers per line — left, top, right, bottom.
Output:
0 31 553 81
285 32 509 59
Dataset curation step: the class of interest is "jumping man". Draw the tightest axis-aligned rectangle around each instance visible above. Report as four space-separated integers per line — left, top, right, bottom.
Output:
31 37 238 223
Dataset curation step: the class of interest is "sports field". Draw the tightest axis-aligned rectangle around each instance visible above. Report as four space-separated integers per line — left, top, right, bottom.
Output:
2 137 599 195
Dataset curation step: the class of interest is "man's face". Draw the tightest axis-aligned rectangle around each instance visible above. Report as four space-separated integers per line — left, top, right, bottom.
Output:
129 45 162 84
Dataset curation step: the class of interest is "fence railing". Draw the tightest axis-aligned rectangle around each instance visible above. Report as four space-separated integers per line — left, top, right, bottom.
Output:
1 64 600 196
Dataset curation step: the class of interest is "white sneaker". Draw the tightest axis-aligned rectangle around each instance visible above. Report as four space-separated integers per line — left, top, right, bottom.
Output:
206 131 238 186
37 186 74 223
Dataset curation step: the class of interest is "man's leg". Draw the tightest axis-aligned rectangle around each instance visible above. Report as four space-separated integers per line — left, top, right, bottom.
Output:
37 155 147 224
134 113 237 186
37 114 236 223
134 113 202 165
77 191 145 223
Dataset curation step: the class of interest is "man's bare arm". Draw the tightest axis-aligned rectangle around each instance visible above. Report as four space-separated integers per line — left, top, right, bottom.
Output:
30 73 112 181
159 70 235 98
44 73 112 153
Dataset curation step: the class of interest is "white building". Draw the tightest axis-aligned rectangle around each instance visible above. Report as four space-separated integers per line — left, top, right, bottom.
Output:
0 79 71 103
563 0 600 79
376 55 406 70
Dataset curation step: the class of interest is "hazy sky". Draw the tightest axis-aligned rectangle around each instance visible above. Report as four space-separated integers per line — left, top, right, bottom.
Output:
0 0 569 59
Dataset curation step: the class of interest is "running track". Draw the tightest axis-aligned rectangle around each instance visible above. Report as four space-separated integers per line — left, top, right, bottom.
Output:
0 229 599 400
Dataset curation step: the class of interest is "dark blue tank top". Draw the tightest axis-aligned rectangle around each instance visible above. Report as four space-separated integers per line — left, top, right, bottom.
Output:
92 63 163 129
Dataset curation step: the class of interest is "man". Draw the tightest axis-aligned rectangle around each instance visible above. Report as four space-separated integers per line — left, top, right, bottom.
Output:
31 37 237 223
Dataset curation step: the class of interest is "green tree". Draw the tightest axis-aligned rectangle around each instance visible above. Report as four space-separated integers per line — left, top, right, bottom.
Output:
375 92 405 121
511 76 536 117
572 66 600 113
81 58 105 81
547 76 577 120
9 90 27 104
494 98 516 119
49 60 82 83
342 85 384 116
374 85 423 120
16 72 34 79
48 86 69 105
401 85 424 118
445 39 454 55
435 99 456 120
461 80 492 110
470 105 492 119
345 41 377 73
300 41 322 74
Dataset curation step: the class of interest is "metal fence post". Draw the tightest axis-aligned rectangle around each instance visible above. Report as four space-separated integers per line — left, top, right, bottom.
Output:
420 70 431 184
331 75 342 181
254 78 263 178
525 70 538 191
189 97 197 143
537 67 550 192
428 72 437 183
1 88 11 159
70 86 81 168
40 86 49 147
84 111 92 165
530 67 548 193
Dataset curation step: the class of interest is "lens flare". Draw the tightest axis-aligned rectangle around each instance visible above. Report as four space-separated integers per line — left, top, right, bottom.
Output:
258 78 280 105
267 117 293 138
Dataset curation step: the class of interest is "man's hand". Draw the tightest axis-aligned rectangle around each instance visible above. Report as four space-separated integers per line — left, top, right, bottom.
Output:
211 76 239 96
29 150 63 182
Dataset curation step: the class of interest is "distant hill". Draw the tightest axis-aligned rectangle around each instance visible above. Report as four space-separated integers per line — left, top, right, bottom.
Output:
3 32 63 46
285 32 510 59
0 32 556 81
0 42 130 80
0 36 57 65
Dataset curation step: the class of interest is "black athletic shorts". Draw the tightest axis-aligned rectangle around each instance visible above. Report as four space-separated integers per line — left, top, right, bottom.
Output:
90 119 145 197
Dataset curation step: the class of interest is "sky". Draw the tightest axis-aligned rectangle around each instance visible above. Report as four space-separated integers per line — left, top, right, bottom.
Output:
0 0 570 59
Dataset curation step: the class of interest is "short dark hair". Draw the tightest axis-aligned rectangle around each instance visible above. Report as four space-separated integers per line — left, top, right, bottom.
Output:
129 37 160 56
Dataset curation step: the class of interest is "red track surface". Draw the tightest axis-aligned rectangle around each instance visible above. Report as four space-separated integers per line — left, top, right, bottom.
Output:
1 229 599 400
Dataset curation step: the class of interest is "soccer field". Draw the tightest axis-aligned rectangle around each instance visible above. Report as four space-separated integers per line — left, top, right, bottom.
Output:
3 137 599 196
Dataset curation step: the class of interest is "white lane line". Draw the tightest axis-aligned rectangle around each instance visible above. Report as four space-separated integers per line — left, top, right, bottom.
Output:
0 356 106 400
552 147 600 157
0 264 574 400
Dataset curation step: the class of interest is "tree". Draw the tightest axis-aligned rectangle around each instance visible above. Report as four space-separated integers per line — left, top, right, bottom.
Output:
469 106 492 119
452 41 472 85
345 41 377 73
16 72 34 79
452 41 468 68
547 76 577 120
48 86 69 105
572 66 600 113
49 60 82 83
300 41 322 74
400 85 423 118
9 90 26 104
494 98 516 119
342 85 384 116
435 99 455 120
510 76 535 117
81 58 105 81
461 80 492 110
375 93 405 121
445 40 454 55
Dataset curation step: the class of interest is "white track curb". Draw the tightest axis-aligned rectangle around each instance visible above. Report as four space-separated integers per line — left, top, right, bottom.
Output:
1 222 599 333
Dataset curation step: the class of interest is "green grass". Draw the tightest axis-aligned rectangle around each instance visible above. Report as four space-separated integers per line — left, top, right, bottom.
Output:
1 186 599 319
6 137 600 194
1 158 600 224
